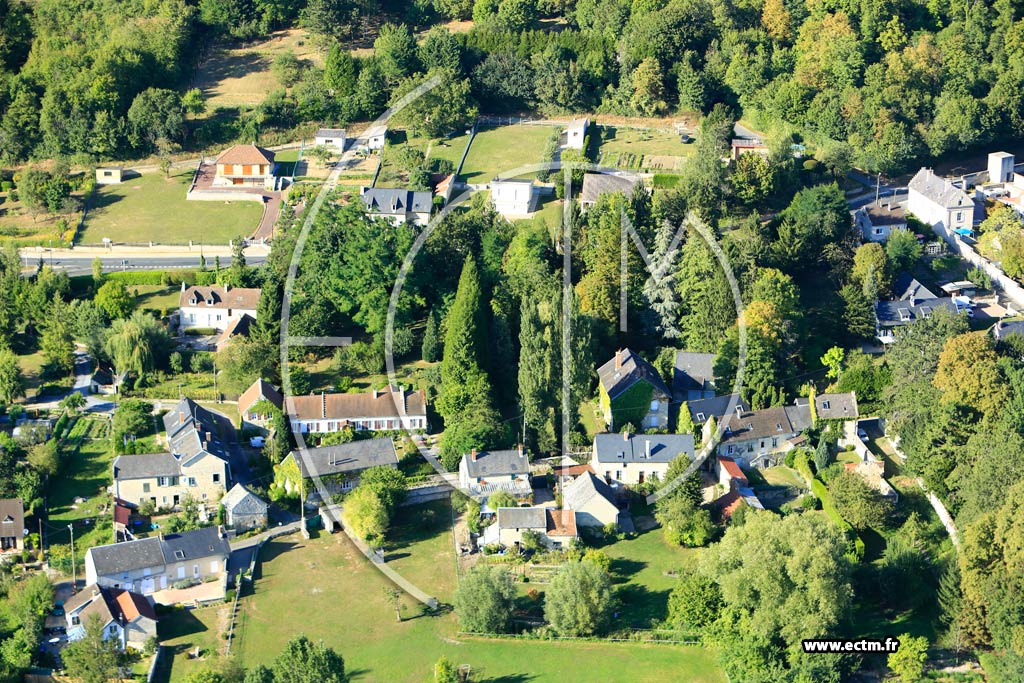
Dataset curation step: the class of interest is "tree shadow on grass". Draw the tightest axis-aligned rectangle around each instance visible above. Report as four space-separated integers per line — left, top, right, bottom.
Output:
615 584 671 627
482 673 536 683
608 557 646 582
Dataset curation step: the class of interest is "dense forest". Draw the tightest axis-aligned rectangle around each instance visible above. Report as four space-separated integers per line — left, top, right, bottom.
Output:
3 0 1024 172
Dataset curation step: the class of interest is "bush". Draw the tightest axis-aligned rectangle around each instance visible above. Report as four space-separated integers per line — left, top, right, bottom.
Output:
1 181 12 192
783 450 797 468
184 328 218 336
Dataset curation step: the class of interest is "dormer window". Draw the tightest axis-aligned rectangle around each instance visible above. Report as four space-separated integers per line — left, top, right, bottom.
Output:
695 412 705 422
206 297 214 305
822 400 831 410
190 297 198 305
897 308 911 322
775 423 783 431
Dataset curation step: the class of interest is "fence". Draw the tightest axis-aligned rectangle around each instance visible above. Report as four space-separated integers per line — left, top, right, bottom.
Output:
937 227 1024 310
147 646 164 683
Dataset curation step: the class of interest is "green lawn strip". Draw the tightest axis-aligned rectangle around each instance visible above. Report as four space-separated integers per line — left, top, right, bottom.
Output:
79 171 264 245
460 125 554 182
385 500 457 603
49 419 113 524
156 605 226 683
231 529 725 683
131 285 182 315
597 528 699 628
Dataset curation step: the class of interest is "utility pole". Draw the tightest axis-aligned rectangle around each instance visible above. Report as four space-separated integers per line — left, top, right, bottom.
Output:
67 523 76 591
874 173 881 206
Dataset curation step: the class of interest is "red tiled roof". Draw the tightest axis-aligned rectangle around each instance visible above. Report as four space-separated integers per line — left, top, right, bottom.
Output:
553 464 594 478
713 490 744 520
114 504 130 526
112 588 157 622
545 509 578 537
718 456 747 482
215 144 275 165
288 387 426 421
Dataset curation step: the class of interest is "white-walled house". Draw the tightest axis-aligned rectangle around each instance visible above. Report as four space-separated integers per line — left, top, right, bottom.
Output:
364 125 387 150
178 283 260 332
907 168 975 238
287 386 427 434
314 128 346 153
563 472 619 527
591 432 694 487
84 527 230 599
65 585 157 651
855 202 909 242
360 187 432 226
458 447 532 498
563 118 590 150
490 179 536 216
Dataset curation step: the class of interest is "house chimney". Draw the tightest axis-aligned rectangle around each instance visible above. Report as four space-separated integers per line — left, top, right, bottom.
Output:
735 405 743 418
224 282 229 293
622 431 630 441
372 387 378 400
218 525 226 539
518 443 524 457
645 440 651 459
471 448 477 461
321 392 326 419
180 281 186 293
158 532 164 542
206 431 212 443
614 349 623 370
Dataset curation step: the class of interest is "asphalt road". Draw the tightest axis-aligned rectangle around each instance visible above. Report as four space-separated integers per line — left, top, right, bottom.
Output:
23 254 267 276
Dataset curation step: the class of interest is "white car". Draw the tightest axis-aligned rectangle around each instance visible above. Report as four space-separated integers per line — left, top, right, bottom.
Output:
249 436 265 448
857 429 869 441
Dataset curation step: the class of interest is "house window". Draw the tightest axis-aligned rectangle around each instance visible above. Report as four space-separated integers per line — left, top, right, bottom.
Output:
956 211 963 221
874 227 884 235
650 400 660 411
194 565 200 577
143 483 151 493
615 470 621 480
109 625 118 635
213 473 221 483
822 400 831 410
188 477 197 486
772 438 778 447
695 412 705 422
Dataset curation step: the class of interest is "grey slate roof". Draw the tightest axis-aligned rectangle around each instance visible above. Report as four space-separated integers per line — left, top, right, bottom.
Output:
0 498 24 536
361 188 432 216
687 394 748 424
909 168 973 209
163 398 232 462
580 173 639 205
563 472 617 512
87 527 230 577
462 448 530 479
221 484 268 515
496 507 546 530
720 405 799 445
597 348 670 401
289 437 398 478
992 319 1024 341
813 393 860 421
673 351 716 397
113 453 181 480
893 274 938 302
593 433 694 464
876 297 961 329
316 128 346 138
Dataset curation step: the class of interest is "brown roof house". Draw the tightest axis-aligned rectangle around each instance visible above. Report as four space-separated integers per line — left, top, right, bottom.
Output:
238 378 284 428
287 386 427 435
213 144 277 189
178 283 261 334
0 499 25 552
480 507 578 550
65 585 157 651
597 348 671 431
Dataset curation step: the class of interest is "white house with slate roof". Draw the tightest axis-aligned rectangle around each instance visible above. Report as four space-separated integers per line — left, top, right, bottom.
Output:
314 128 346 152
907 168 975 237
591 432 694 487
458 447 532 498
277 437 398 498
112 451 228 510
360 187 432 225
481 507 578 549
84 527 230 599
562 472 619 528
221 484 268 530
287 386 427 434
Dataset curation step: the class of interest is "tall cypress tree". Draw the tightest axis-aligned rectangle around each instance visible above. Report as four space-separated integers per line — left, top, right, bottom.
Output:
437 254 488 420
421 308 441 363
518 299 556 452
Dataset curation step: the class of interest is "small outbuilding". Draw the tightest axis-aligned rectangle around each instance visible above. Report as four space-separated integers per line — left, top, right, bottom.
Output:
221 484 269 531
314 128 346 153
95 167 124 185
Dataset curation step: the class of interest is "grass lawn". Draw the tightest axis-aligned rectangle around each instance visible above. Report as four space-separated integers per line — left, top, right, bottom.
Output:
385 501 458 603
155 605 226 683
229 521 724 683
17 351 48 397
598 527 700 628
596 125 695 172
461 125 555 182
578 399 605 440
132 285 182 315
378 131 472 184
759 465 807 489
299 356 437 398
78 171 264 245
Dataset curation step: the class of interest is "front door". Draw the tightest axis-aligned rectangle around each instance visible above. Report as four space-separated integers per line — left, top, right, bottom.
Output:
232 178 243 186
141 578 155 594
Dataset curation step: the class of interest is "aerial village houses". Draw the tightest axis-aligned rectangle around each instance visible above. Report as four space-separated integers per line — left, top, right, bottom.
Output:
178 283 261 333
591 432 694 487
363 125 387 150
0 499 25 552
238 378 284 428
212 143 277 189
458 447 532 499
855 201 909 242
65 585 157 650
673 351 718 402
481 507 578 550
287 386 427 434
907 168 976 238
84 527 231 599
717 393 859 468
359 187 432 226
112 397 235 509
277 437 399 498
562 472 620 528
597 348 671 430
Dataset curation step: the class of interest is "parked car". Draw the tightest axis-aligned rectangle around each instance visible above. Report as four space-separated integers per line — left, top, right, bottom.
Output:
857 428 869 441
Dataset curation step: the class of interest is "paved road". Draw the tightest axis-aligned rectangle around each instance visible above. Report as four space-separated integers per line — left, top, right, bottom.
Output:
24 254 266 276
